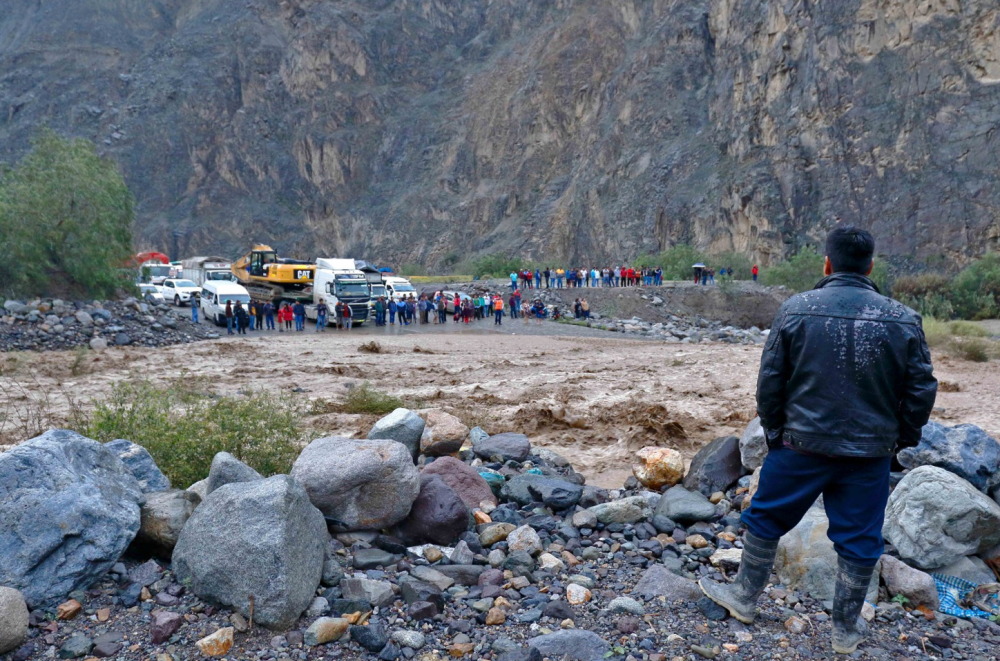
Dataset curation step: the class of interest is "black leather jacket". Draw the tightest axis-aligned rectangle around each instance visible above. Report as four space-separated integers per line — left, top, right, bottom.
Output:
757 273 937 458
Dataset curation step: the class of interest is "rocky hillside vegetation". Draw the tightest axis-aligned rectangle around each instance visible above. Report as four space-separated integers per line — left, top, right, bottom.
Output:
2 0 1000 266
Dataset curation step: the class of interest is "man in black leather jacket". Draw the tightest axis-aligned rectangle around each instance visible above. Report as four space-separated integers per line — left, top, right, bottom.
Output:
700 227 937 654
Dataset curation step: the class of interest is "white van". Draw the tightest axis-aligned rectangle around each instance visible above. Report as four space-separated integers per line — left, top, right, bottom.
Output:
200 281 251 326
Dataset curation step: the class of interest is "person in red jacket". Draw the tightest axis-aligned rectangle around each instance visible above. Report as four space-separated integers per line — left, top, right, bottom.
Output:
752 264 759 282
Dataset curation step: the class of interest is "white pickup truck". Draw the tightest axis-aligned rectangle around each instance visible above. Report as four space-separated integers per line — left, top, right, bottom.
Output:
159 278 201 306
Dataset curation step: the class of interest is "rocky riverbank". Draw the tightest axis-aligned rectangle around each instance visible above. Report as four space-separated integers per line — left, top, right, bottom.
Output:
1 412 999 661
1 298 219 352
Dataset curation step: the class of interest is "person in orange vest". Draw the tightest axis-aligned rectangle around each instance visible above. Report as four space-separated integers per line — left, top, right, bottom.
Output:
493 295 504 325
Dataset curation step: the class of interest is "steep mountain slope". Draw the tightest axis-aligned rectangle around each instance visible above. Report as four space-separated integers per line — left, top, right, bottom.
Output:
1 0 999 266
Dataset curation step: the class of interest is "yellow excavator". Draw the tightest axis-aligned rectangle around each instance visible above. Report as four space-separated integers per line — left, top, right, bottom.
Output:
231 245 315 306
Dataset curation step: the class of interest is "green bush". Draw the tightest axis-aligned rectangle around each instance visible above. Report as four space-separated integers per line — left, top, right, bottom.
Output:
708 252 754 280
891 255 1000 320
463 254 540 279
0 129 135 299
759 247 826 293
338 383 404 415
82 380 304 488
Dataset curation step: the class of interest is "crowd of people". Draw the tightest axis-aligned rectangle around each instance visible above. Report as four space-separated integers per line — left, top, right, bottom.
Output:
369 291 550 327
509 266 665 290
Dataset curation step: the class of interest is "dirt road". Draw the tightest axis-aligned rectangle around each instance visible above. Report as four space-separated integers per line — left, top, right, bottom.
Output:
2 319 998 488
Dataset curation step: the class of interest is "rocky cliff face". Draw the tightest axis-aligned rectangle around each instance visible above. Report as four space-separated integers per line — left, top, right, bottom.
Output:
2 0 998 267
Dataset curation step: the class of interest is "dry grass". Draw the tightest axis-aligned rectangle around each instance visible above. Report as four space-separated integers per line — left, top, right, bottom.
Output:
923 318 997 362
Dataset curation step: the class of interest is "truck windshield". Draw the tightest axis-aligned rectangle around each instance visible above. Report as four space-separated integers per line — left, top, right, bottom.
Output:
336 282 370 297
206 271 232 281
221 294 251 305
370 284 386 297
394 283 415 292
147 266 171 277
174 280 197 287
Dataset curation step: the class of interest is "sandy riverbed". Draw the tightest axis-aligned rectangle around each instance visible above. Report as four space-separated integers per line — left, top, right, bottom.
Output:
1 318 997 488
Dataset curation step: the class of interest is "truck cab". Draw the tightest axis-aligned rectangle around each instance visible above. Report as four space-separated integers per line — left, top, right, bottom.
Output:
307 258 372 325
383 276 416 302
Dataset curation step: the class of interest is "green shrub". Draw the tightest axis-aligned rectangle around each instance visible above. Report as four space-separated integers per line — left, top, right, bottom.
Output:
0 129 135 299
949 320 989 337
338 383 404 415
83 380 304 488
952 338 991 362
952 253 1000 320
461 254 540 279
708 251 754 280
759 247 826 293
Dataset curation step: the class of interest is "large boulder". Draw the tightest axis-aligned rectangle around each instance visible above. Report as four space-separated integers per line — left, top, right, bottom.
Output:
418 409 470 457
422 456 497 509
654 486 717 524
472 433 531 463
739 418 768 471
883 466 1000 569
879 555 939 610
291 437 420 531
105 439 171 492
0 587 28 655
931 556 997 584
0 429 143 608
682 435 743 497
631 447 685 490
173 475 327 629
135 489 200 557
775 503 879 601
897 422 1000 493
205 452 261 495
367 408 425 460
392 474 470 546
588 496 651 524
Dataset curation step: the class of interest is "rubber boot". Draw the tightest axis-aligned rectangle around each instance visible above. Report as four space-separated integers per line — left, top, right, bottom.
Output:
698 532 779 624
831 556 874 654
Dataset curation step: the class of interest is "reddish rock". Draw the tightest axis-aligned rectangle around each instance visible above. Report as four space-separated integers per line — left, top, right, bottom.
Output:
423 456 497 510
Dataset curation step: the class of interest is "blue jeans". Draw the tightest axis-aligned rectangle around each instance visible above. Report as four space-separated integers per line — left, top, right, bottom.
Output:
295 314 304 331
556 278 563 288
266 314 275 330
742 444 892 567
226 317 233 334
191 307 198 323
317 313 326 330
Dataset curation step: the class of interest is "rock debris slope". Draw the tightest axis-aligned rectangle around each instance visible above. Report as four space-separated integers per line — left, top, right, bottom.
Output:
1 0 998 263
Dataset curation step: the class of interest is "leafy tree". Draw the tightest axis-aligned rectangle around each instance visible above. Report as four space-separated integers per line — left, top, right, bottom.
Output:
759 247 826 292
951 253 1000 320
0 129 135 299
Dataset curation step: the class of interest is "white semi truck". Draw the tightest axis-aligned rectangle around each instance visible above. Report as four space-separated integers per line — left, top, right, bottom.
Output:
182 256 234 287
305 258 372 325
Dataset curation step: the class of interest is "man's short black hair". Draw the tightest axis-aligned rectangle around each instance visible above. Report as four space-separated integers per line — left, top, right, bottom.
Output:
825 226 875 274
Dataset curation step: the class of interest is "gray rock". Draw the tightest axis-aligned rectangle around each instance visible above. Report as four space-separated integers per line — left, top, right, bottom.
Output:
205 452 262 495
306 596 329 617
422 456 497 509
930 555 997 585
135 489 200 557
587 496 650 524
606 596 644 615
390 630 425 650
0 430 143 608
775 503 879 601
655 486 717 524
632 564 702 602
368 408 425 461
683 435 743 497
739 417 768 471
535 448 571 468
291 436 420 531
353 548 401 570
114 332 131 346
473 432 531 463
528 629 609 661
469 426 490 445
321 546 345 587
409 565 455 591
392 474 469 545
883 466 1000 569
173 475 327 629
340 577 395 607
104 439 171 493
88 337 108 352
500 473 547 507
0 587 28 655
526 475 583 510
880 555 939 610
59 633 92 658
898 422 1000 493
432 564 487 586
507 525 543 556
75 310 94 326
571 509 598 529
